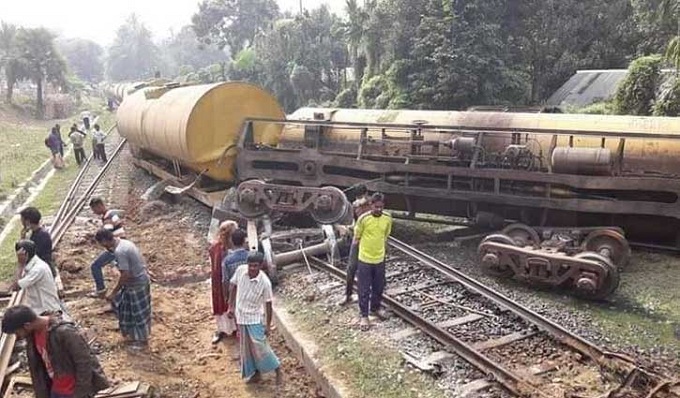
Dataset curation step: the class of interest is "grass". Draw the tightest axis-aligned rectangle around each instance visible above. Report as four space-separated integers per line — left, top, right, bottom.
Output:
0 101 117 279
0 120 53 197
0 99 114 198
576 250 680 350
283 295 445 398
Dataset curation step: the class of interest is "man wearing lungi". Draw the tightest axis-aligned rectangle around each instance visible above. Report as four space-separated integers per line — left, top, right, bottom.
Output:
95 229 151 350
227 252 282 386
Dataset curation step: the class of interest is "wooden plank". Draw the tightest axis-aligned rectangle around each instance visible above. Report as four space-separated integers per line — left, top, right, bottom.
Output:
455 379 493 398
391 313 484 340
0 290 25 389
2 377 17 398
472 331 536 352
95 382 140 397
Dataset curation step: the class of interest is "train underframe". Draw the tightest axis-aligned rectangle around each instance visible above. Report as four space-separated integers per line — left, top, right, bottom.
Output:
230 118 680 299
130 118 680 299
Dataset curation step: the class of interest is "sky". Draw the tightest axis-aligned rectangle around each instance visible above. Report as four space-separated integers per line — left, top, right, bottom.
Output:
1 0 345 46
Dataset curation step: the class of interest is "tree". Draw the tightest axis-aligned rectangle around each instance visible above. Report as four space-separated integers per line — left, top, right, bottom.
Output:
15 28 68 118
158 25 227 78
192 0 279 53
106 14 161 81
57 38 104 83
0 21 25 104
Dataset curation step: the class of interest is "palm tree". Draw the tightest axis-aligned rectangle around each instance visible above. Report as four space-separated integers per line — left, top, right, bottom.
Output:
15 28 67 118
343 0 367 85
0 21 24 104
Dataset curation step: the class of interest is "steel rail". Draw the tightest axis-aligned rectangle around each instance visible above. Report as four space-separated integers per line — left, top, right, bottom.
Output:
387 236 678 391
52 123 117 229
306 257 546 398
51 138 127 247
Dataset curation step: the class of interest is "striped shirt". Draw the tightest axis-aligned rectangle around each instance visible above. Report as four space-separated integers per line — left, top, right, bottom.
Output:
230 264 273 325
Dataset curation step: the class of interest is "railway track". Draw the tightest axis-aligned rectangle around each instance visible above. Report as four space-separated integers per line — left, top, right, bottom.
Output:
308 237 679 398
0 121 126 397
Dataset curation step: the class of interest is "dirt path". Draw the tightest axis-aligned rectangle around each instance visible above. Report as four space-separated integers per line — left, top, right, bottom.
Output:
50 158 319 398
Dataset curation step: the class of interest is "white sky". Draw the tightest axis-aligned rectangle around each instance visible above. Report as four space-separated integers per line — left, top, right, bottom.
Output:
0 0 345 46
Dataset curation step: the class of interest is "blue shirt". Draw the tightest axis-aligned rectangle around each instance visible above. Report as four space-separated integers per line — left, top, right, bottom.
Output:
222 248 248 284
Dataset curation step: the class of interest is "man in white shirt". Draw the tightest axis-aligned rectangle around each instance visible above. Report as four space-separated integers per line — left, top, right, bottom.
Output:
10 240 68 319
92 124 107 163
228 252 281 386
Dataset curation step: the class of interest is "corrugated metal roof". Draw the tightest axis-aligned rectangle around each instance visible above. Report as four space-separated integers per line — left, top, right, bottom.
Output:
547 69 678 107
546 70 628 107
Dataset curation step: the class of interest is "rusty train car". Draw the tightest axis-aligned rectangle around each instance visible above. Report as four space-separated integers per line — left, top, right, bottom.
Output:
116 81 680 299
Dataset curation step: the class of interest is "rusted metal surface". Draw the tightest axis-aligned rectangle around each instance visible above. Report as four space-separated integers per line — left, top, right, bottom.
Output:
478 234 619 299
235 118 680 247
476 224 630 298
235 180 350 225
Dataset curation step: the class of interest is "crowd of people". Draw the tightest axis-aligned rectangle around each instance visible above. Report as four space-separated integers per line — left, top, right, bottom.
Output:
1 181 392 397
44 112 108 169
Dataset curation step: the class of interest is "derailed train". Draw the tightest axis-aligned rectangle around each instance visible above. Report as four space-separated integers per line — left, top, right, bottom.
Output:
115 81 680 299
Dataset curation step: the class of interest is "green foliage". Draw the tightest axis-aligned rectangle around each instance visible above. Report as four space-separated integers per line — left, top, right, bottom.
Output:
192 0 279 52
157 25 227 78
0 22 24 104
334 85 358 108
15 28 68 118
653 76 680 116
106 14 160 81
56 38 103 83
614 55 662 116
184 0 678 112
572 101 616 115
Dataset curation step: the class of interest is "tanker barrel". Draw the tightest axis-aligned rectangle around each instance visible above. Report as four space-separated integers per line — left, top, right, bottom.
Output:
551 147 613 176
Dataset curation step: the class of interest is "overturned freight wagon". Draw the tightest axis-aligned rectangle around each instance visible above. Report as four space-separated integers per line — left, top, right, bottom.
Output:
117 82 680 299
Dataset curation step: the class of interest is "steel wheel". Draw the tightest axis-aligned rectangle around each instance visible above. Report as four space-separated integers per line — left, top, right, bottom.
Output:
479 234 516 278
309 186 350 224
502 223 540 248
236 180 268 219
573 252 620 300
581 229 631 268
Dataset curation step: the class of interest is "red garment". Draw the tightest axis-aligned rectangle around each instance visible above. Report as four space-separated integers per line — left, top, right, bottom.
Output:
34 329 76 395
209 241 229 315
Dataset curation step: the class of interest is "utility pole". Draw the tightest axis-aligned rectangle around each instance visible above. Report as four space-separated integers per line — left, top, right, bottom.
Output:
299 0 303 13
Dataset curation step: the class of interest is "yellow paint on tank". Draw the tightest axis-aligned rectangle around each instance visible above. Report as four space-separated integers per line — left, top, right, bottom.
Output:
284 108 680 175
117 82 285 182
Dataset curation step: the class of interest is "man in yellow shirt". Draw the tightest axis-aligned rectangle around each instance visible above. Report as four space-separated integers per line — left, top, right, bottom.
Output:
354 192 392 330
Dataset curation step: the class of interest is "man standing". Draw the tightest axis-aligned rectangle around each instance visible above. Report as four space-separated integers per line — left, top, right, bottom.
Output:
87 198 125 297
68 124 87 166
19 207 56 276
354 192 392 331
45 127 64 169
94 229 151 350
9 240 66 319
1 305 109 398
228 252 281 386
92 124 107 163
222 229 249 296
208 220 237 344
339 184 371 306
